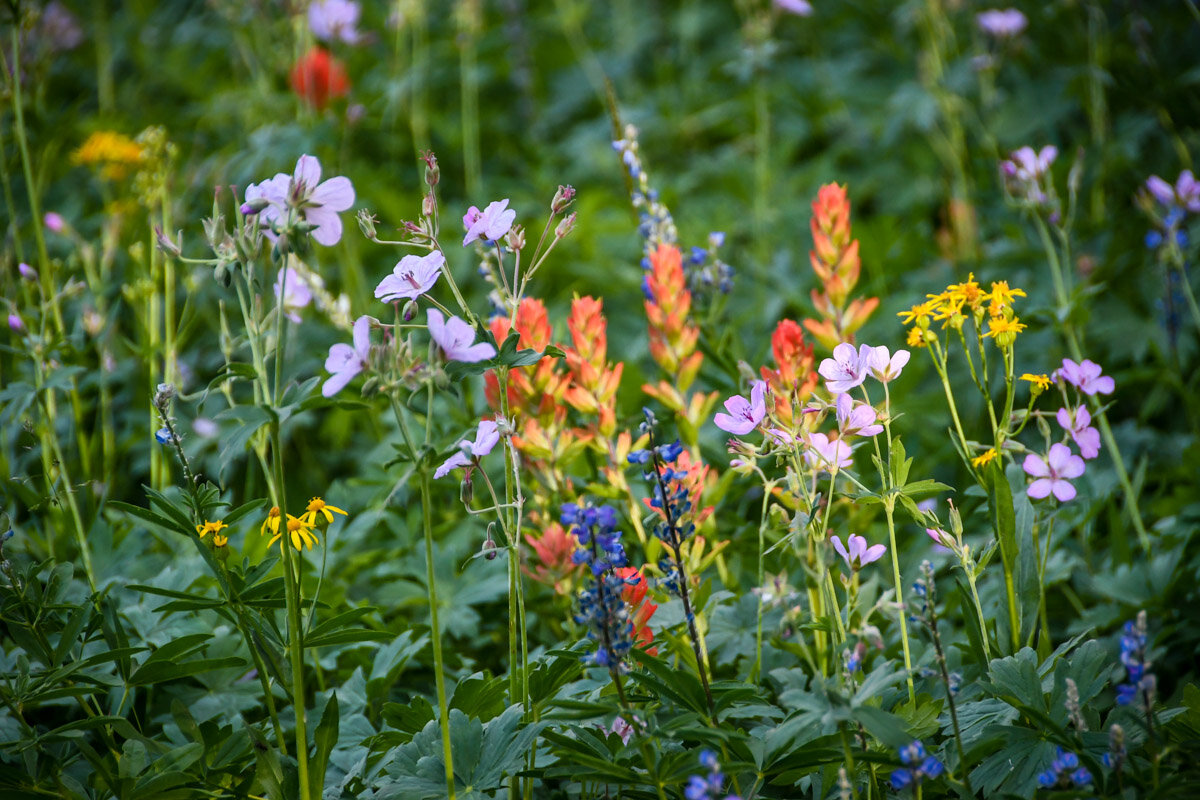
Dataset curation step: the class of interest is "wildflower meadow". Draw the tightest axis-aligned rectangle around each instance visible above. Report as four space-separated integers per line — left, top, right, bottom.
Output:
5 1 1200 798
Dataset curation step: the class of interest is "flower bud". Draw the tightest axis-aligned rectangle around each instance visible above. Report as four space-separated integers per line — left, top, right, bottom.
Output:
44 212 66 233
506 225 526 251
555 212 577 239
421 150 440 186
422 193 436 217
155 226 182 258
356 209 378 240
459 475 474 505
483 522 499 560
154 382 177 406
240 196 270 216
7 313 24 332
551 184 576 213
214 261 233 288
18 262 37 281
83 309 104 336
402 299 419 322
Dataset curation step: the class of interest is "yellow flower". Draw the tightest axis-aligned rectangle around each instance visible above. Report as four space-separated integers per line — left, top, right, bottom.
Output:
269 515 319 551
971 448 998 468
303 496 348 526
196 520 228 539
213 533 229 548
906 326 927 348
944 272 986 313
898 300 939 326
982 315 1027 346
987 281 1026 317
71 131 144 180
261 506 281 538
1020 373 1051 391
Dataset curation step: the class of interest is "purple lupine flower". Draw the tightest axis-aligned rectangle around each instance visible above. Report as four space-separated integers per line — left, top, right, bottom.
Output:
322 315 372 397
1055 358 1114 395
1056 406 1100 459
835 392 883 437
830 534 886 571
375 251 444 303
868 345 910 383
308 0 361 45
427 309 496 363
274 267 313 323
462 199 516 246
245 154 355 246
1023 443 1086 502
818 342 874 393
773 0 813 15
976 8 1027 37
1145 170 1200 213
43 212 66 233
806 432 853 470
434 419 500 478
713 381 767 435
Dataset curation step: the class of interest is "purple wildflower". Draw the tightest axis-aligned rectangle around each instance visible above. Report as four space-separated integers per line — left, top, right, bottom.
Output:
427 309 496 363
18 263 36 281
245 154 355 247
774 0 813 15
375 251 444 303
976 8 1027 37
43 212 65 233
322 315 372 397
434 419 500 478
868 345 910 383
806 432 853 471
818 342 874 393
8 313 24 332
835 393 883 438
713 381 767 435
462 199 516 246
1145 170 1200 213
274 267 313 323
1023 443 1086 502
1055 358 1114 395
308 0 361 45
830 534 886 571
1056 406 1100 459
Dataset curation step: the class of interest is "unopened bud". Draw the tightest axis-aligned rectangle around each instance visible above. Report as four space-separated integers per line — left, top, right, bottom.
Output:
357 209 378 240
240 197 270 216
555 212 577 239
421 150 440 186
214 261 233 288
551 184 576 213
83 309 104 337
506 225 526 251
44 212 66 233
154 382 176 406
18 262 37 281
459 475 474 505
7 313 24 332
361 376 381 397
736 360 758 385
422 193 436 217
483 522 499 559
402 299 419 322
155 226 182 258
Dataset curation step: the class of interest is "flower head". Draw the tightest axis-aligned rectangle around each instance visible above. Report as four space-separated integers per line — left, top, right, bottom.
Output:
246 154 355 246
290 47 350 109
435 419 501 478
44 212 66 233
322 315 373 397
806 432 853 471
71 131 143 180
713 381 766 435
830 534 886 571
427 309 496 363
1056 406 1101 459
1020 373 1051 392
1055 358 1114 395
1145 170 1200 213
196 520 228 539
1023 443 1086 502
375 251 444 303
835 393 882 437
303 497 348 526
462 199 516 246
868 346 910 383
774 0 813 15
977 8 1027 37
308 0 361 44
818 342 874 393
971 448 999 468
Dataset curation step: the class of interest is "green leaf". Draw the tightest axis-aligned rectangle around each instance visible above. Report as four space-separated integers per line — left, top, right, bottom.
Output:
443 331 564 382
311 693 339 800
108 500 192 538
449 673 508 720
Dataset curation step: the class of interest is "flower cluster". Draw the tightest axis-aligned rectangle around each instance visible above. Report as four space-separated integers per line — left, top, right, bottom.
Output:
1000 145 1058 208
195 519 229 548
71 130 144 180
1145 170 1200 215
1036 747 1092 790
685 750 740 800
889 740 944 792
684 233 735 295
308 0 362 45
564 503 638 669
261 507 319 551
899 274 1027 348
611 124 678 256
435 419 501 479
562 296 624 439
805 183 878 350
758 319 819 431
1115 611 1155 709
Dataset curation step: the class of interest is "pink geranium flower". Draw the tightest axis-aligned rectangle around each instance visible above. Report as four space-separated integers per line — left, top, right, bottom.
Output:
714 381 767 435
830 534 886 571
434 419 501 478
308 0 361 45
1023 443 1086 502
375 251 444 303
819 342 874 393
462 199 516 246
806 432 853 471
977 8 1027 37
322 315 372 397
835 393 882 438
1056 406 1101 459
1055 358 1114 396
245 154 355 246
275 267 313 323
427 309 496 363
868 346 910 383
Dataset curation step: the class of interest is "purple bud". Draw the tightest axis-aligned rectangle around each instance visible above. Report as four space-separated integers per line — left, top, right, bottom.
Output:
8 314 24 332
18 262 37 281
43 212 65 233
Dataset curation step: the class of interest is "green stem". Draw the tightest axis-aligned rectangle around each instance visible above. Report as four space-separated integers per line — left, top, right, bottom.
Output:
420 471 458 800
885 502 915 702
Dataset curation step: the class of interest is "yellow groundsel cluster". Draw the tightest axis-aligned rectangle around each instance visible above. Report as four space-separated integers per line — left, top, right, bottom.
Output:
72 131 144 180
898 273 1028 347
260 497 348 552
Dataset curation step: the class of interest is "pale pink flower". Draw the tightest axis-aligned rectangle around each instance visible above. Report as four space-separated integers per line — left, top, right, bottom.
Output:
830 534 886 571
427 309 496 363
308 0 361 45
274 267 313 323
245 154 355 247
375 251 444 303
977 8 1027 37
714 381 767 436
819 342 874 393
774 0 813 15
322 315 372 397
462 199 516 246
835 393 882 438
43 212 65 233
806 432 853 470
1055 358 1114 396
435 419 501 478
1056 406 1100 459
868 346 910 383
1023 443 1086 502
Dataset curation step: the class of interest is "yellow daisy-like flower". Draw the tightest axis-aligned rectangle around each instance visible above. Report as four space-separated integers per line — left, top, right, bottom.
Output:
71 131 144 180
1020 373 1052 391
971 448 999 468
196 520 228 539
982 315 1027 346
987 281 1027 317
213 533 229 548
267 514 320 551
261 506 282 537
906 327 927 348
898 299 940 327
303 496 348 526
944 272 986 313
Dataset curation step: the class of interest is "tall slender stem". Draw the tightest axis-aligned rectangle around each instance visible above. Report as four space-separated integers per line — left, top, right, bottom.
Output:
420 471 458 800
884 502 915 702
